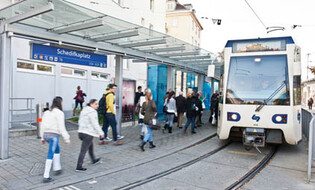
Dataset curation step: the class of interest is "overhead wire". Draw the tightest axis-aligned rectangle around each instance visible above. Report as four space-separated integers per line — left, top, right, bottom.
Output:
244 0 267 30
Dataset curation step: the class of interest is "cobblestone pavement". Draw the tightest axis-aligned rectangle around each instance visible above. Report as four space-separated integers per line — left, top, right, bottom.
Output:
0 111 217 190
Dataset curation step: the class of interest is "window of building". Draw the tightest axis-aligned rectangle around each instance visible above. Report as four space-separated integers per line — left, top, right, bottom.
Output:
17 60 54 74
150 0 154 11
123 59 129 70
61 67 86 79
91 72 110 81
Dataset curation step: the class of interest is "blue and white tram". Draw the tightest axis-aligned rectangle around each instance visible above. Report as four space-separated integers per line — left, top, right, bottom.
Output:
217 36 302 147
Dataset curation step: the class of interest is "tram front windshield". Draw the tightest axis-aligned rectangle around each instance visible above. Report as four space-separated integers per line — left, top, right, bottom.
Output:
226 55 290 105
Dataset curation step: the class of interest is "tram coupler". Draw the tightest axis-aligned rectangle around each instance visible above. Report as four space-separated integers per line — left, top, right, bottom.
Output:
243 128 265 148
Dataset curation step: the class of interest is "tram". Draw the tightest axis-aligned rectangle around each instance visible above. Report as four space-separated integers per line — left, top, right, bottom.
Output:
216 36 302 148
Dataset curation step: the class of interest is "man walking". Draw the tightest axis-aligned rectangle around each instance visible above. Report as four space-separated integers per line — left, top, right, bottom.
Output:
175 92 186 128
99 84 123 146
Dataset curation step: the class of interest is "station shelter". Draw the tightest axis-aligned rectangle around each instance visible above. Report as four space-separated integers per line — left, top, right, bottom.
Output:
0 0 221 159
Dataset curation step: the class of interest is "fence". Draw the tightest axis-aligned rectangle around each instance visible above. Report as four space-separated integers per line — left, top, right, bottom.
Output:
9 98 35 128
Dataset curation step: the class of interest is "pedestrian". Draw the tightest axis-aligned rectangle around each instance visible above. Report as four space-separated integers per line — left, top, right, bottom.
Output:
164 91 177 133
175 91 186 128
209 90 220 125
195 93 203 127
135 86 144 106
138 93 146 140
73 86 86 116
41 96 70 183
139 88 157 151
184 92 197 134
198 92 206 125
308 97 314 110
76 99 104 172
98 84 123 146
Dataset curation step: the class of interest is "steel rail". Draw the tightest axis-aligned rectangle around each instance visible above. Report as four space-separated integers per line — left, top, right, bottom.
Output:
225 146 278 190
116 141 232 190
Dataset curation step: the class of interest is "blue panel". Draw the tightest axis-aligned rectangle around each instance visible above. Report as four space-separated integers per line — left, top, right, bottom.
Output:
31 44 107 68
187 73 192 87
148 65 167 119
203 81 211 110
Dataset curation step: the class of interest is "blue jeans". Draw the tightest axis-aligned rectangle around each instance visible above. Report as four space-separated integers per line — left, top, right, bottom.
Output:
102 113 118 141
185 117 196 132
44 136 60 160
166 114 175 128
143 124 153 142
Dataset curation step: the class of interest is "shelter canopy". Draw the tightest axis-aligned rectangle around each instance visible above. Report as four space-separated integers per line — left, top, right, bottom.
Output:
0 0 219 75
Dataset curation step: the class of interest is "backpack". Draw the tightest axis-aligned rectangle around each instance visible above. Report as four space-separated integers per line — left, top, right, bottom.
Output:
97 92 112 115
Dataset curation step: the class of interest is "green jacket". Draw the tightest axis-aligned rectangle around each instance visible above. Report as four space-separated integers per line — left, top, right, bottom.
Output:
141 100 157 124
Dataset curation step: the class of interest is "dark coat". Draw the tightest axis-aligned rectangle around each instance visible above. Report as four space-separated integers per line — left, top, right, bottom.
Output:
210 93 219 110
175 95 186 113
141 100 157 124
195 98 203 114
185 97 197 118
135 92 144 105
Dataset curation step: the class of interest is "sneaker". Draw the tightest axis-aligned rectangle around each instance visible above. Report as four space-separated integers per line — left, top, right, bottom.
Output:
98 141 108 145
113 141 123 146
76 168 87 172
43 177 54 183
92 158 101 165
104 137 112 142
117 135 124 140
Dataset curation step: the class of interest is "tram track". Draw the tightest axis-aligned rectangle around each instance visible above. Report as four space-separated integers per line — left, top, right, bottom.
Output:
225 145 278 190
115 141 232 190
55 132 218 190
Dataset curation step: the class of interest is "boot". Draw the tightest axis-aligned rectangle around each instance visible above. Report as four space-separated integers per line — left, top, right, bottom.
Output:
149 142 156 149
52 153 62 175
139 142 146 152
164 124 169 130
168 127 172 133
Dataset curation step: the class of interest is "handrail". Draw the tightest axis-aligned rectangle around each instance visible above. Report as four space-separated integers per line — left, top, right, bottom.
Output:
9 98 34 128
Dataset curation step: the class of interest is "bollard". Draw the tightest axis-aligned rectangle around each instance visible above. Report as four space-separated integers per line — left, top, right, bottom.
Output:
36 102 49 139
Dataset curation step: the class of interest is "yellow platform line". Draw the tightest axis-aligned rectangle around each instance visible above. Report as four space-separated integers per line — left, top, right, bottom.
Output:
228 150 258 156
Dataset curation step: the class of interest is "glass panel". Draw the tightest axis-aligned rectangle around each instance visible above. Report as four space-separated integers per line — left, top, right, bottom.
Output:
61 67 72 75
226 55 290 105
293 76 301 105
37 64 52 72
17 62 34 70
74 70 85 77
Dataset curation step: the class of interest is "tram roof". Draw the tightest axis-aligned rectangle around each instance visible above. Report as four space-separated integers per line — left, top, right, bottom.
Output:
0 0 220 76
225 36 295 48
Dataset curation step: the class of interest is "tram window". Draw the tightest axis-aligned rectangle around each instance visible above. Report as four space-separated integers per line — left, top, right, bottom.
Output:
293 76 301 105
74 70 85 77
61 67 72 75
91 73 99 79
226 55 290 105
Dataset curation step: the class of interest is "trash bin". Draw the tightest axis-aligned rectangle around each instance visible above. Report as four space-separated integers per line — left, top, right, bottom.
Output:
36 103 49 138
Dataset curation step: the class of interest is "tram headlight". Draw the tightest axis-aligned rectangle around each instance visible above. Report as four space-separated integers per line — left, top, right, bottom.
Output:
227 112 241 122
272 114 287 124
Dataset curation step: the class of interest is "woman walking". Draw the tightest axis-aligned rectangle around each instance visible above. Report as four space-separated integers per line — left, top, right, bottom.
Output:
184 92 197 134
41 97 70 183
76 99 104 171
139 89 157 151
164 91 177 133
195 93 203 127
73 86 86 116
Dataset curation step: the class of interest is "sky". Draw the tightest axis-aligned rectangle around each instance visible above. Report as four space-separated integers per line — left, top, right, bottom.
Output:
178 0 315 80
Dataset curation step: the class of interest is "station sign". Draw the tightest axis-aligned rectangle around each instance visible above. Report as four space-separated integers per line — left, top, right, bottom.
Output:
31 43 107 68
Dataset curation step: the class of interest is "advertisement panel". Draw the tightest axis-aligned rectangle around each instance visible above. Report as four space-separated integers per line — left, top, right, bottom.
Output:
122 80 136 122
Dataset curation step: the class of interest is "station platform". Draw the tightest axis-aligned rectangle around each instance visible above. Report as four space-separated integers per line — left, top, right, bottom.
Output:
0 111 314 190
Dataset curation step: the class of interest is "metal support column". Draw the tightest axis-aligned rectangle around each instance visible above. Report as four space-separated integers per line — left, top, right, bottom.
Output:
167 66 173 90
0 32 11 159
115 55 123 137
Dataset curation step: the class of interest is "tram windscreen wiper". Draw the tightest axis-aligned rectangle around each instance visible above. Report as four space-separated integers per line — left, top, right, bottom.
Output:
255 81 286 112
